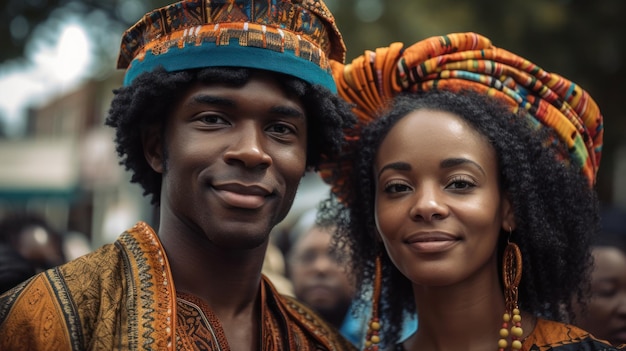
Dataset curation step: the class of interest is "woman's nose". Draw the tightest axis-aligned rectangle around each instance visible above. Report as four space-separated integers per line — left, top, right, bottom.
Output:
408 185 449 221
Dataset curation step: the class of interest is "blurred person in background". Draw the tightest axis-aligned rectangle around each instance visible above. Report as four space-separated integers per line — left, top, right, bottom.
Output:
0 0 356 350
262 239 295 297
61 230 93 261
286 208 361 346
0 212 66 273
0 243 36 294
572 206 626 346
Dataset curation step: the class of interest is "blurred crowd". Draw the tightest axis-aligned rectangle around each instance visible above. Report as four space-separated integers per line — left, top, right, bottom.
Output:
2 203 625 347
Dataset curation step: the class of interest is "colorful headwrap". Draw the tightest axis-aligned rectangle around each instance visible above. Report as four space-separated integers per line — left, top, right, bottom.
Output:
320 32 603 191
117 0 346 92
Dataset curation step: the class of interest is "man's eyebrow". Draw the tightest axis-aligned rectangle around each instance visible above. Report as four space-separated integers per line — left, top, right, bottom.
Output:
189 94 235 107
440 158 485 175
269 105 305 119
189 94 304 118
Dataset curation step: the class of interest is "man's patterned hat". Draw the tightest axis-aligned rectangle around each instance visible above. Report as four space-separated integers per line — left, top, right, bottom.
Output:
117 0 345 91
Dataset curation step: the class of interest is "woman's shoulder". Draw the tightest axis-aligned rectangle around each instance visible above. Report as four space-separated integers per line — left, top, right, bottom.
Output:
525 318 625 350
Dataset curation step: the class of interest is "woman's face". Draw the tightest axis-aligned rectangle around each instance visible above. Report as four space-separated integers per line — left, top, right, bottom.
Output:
374 108 514 287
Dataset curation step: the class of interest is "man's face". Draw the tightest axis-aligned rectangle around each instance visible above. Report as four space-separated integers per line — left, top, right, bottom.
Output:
288 227 355 315
573 246 626 345
147 71 308 250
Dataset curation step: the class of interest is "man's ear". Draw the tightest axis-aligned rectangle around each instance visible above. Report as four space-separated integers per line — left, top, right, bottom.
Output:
501 193 516 232
142 125 164 174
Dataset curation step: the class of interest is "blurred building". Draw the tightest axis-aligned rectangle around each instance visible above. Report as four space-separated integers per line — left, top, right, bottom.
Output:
0 71 330 251
0 71 153 250
4 68 623 252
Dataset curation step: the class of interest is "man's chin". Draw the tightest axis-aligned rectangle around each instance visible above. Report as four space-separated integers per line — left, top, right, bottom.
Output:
306 298 337 311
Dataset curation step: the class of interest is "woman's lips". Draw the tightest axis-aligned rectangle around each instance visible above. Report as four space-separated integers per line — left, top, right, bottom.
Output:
405 232 460 253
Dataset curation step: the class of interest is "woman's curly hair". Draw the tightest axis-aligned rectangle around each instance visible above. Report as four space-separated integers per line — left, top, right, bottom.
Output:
320 89 599 344
106 67 355 205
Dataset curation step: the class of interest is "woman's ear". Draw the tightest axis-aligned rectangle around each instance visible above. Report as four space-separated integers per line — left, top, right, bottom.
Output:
142 125 164 174
501 193 516 232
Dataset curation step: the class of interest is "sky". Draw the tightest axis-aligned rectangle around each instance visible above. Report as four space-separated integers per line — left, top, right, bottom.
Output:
0 21 92 136
0 0 388 137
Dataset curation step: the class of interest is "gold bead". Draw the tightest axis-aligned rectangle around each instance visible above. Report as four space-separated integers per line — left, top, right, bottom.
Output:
503 313 511 322
365 341 372 347
511 326 524 337
498 339 508 348
370 321 381 331
512 314 522 323
499 328 509 337
513 308 520 315
371 335 380 343
512 340 523 350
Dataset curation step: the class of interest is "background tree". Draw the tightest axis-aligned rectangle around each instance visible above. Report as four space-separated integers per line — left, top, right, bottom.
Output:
0 0 623 202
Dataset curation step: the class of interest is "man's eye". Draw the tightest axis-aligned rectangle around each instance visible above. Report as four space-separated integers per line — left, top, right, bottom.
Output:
267 123 294 134
296 252 317 264
201 115 227 124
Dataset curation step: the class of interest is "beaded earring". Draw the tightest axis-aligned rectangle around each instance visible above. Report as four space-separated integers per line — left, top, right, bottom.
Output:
364 254 382 351
498 228 523 351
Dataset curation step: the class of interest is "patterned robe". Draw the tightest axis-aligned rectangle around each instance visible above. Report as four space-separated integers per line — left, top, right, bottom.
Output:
389 318 625 351
0 221 355 351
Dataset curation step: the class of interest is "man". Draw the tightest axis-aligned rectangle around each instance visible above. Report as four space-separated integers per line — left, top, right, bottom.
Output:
0 0 356 350
286 209 361 346
572 206 626 346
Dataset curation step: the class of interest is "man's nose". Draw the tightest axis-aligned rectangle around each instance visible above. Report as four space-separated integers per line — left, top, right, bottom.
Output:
223 125 272 169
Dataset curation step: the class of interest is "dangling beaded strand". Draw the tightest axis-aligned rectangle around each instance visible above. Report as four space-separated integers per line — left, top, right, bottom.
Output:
497 308 523 351
364 255 383 351
498 238 524 351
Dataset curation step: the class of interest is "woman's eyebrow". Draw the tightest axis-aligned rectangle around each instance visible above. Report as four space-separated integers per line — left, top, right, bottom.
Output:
377 162 411 179
440 157 485 176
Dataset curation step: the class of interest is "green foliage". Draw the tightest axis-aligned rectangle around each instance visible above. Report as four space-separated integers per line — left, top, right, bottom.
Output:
0 0 623 201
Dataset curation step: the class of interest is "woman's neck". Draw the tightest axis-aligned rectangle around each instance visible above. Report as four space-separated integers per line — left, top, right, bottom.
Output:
407 281 505 351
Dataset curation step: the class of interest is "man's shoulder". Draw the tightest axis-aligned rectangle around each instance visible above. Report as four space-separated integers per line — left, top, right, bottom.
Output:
0 241 125 320
0 225 155 350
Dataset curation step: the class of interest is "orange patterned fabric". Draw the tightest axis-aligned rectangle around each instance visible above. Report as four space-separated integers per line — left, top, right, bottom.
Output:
118 0 345 90
0 222 355 351
521 318 625 350
390 319 625 350
321 32 603 192
388 318 626 351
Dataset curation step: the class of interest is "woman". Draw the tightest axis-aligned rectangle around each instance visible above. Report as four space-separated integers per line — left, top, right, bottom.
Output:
319 32 624 350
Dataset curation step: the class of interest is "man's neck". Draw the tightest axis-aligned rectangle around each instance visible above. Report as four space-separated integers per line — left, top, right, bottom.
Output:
158 220 269 315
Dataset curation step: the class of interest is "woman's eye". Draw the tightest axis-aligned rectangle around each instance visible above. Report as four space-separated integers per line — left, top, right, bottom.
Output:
446 177 476 190
384 182 411 193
